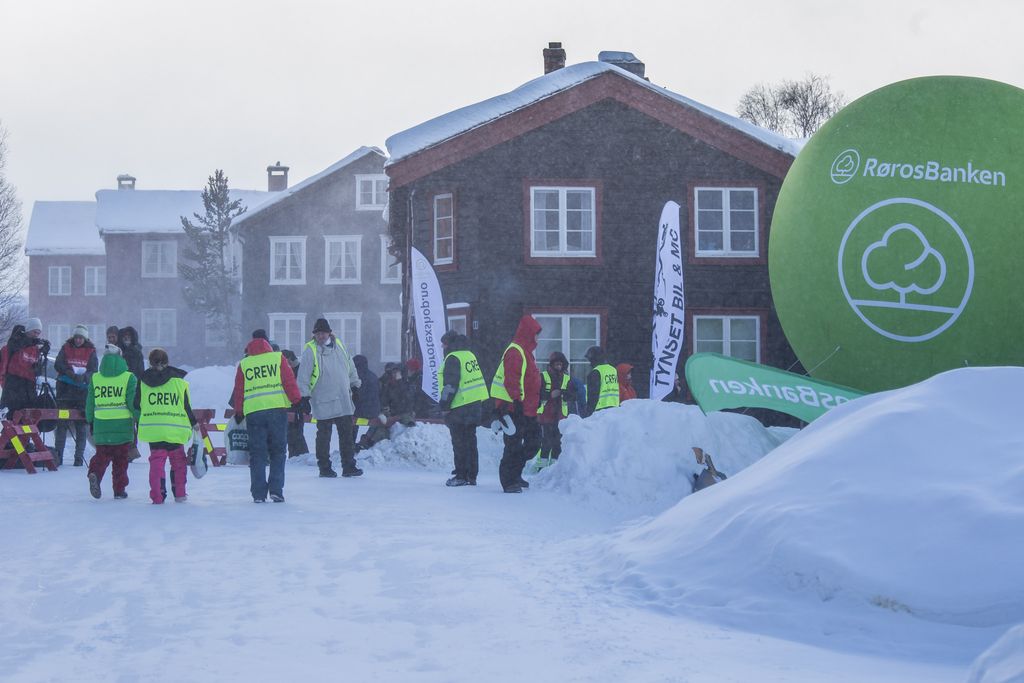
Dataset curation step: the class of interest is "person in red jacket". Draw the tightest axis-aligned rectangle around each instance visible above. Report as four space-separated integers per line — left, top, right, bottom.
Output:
1 318 49 415
617 363 638 403
490 315 542 493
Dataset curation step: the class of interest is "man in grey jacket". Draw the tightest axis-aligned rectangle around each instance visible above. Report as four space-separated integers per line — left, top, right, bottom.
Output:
298 318 363 478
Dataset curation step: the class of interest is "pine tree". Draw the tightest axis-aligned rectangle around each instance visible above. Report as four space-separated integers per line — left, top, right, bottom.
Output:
180 170 247 352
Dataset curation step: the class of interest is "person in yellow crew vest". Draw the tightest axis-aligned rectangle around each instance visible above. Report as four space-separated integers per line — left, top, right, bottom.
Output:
438 330 487 487
583 346 620 417
232 337 303 503
537 351 576 464
85 345 139 500
490 315 543 493
133 348 197 504
297 318 362 479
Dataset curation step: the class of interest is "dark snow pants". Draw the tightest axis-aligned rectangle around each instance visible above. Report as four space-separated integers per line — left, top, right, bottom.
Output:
498 413 540 490
447 422 479 483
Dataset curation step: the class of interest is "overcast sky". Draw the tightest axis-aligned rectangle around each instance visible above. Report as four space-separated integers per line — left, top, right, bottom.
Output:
2 0 1023 236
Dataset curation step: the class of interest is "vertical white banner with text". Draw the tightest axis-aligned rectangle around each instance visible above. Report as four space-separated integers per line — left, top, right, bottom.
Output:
410 247 447 402
650 201 685 400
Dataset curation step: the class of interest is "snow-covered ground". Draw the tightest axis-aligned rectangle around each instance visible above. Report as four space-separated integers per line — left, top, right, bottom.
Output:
2 365 1021 682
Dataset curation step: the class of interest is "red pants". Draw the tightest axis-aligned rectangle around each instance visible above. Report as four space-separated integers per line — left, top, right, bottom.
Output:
88 443 130 495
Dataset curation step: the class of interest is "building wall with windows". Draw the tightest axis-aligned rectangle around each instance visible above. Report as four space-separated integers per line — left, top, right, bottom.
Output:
388 77 801 396
237 148 402 371
27 253 110 345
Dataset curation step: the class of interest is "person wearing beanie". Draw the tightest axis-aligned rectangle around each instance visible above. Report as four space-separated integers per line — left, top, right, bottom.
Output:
104 343 122 356
134 348 197 503
52 325 98 466
537 351 576 467
0 320 48 415
298 318 362 478
439 330 486 487
251 329 269 341
584 346 620 417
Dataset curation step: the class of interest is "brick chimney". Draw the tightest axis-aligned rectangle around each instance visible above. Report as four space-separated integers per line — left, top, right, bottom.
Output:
267 162 289 192
116 173 136 190
598 51 646 80
543 42 566 74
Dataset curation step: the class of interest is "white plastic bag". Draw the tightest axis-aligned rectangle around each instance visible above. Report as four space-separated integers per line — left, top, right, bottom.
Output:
226 417 250 465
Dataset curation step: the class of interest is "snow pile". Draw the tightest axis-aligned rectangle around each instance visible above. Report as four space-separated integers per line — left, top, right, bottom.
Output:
595 367 1024 630
183 365 236 412
968 624 1024 683
534 400 790 518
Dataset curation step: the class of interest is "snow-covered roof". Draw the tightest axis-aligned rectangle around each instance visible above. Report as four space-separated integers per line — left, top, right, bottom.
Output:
386 61 802 166
25 201 104 256
95 189 273 234
233 146 386 229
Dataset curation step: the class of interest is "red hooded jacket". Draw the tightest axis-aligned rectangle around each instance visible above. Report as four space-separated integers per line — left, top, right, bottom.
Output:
232 338 302 415
495 315 542 417
617 363 637 402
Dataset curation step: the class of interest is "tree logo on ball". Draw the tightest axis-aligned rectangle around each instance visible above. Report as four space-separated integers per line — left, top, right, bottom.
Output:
830 149 861 185
837 197 974 342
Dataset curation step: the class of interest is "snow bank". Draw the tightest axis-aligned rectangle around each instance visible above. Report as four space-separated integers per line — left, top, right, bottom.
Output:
183 365 236 412
968 624 1024 683
533 400 790 518
596 367 1024 630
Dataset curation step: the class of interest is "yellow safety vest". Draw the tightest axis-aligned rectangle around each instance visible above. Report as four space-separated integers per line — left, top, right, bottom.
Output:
439 350 488 408
490 342 526 403
138 378 192 444
304 336 352 393
241 352 291 414
91 371 133 420
594 364 620 411
539 370 570 418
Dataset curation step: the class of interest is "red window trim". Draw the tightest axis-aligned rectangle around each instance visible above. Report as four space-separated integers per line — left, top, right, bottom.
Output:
431 190 457 272
523 306 609 348
686 307 768 362
522 179 604 266
686 181 768 266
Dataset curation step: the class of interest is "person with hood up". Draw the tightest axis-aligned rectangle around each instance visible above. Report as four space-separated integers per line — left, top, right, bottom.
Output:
440 330 487 487
53 325 98 466
617 363 638 403
1 318 49 415
351 354 382 450
490 315 543 493
86 346 139 499
537 351 575 465
135 348 197 504
583 346 620 417
403 357 439 419
118 326 145 378
232 337 302 502
380 362 415 426
298 318 363 478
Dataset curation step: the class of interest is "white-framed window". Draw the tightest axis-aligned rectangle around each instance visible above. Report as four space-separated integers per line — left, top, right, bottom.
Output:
447 315 467 337
86 324 105 344
325 312 361 356
693 315 760 362
356 174 388 210
380 312 402 362
380 235 401 283
268 313 306 354
142 241 178 278
48 324 70 343
694 187 758 257
530 186 596 257
205 316 227 347
324 235 362 284
433 193 454 265
84 266 106 296
141 309 177 347
532 313 600 381
270 237 306 285
48 266 71 296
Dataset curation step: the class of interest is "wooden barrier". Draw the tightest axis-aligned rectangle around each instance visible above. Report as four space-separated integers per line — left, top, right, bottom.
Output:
0 421 57 473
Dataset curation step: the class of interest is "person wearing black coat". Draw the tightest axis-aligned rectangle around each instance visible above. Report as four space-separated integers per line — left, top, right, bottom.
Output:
440 331 484 487
118 326 145 378
352 354 382 450
53 326 98 466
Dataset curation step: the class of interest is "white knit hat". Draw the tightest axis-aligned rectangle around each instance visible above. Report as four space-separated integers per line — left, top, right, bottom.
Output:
23 317 42 333
72 324 89 340
104 343 122 356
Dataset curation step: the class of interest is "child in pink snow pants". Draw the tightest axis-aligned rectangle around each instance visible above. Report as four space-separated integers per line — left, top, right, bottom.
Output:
134 348 197 504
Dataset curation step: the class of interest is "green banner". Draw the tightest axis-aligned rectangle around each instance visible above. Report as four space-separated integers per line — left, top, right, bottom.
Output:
684 353 866 423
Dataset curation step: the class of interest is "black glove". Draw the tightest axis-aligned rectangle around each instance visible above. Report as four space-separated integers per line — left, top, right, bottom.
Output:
512 400 524 418
233 413 245 424
350 386 360 404
299 397 312 415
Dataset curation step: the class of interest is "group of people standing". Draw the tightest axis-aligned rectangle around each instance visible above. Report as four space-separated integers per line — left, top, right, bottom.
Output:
438 314 633 493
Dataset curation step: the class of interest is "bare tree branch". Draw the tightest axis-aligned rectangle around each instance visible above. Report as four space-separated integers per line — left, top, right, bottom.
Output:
0 122 25 339
737 74 846 138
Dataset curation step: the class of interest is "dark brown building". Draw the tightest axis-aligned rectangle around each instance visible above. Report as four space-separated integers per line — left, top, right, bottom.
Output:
386 50 802 395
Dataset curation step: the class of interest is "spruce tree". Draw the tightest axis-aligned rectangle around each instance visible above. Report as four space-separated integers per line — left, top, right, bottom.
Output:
180 170 246 352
